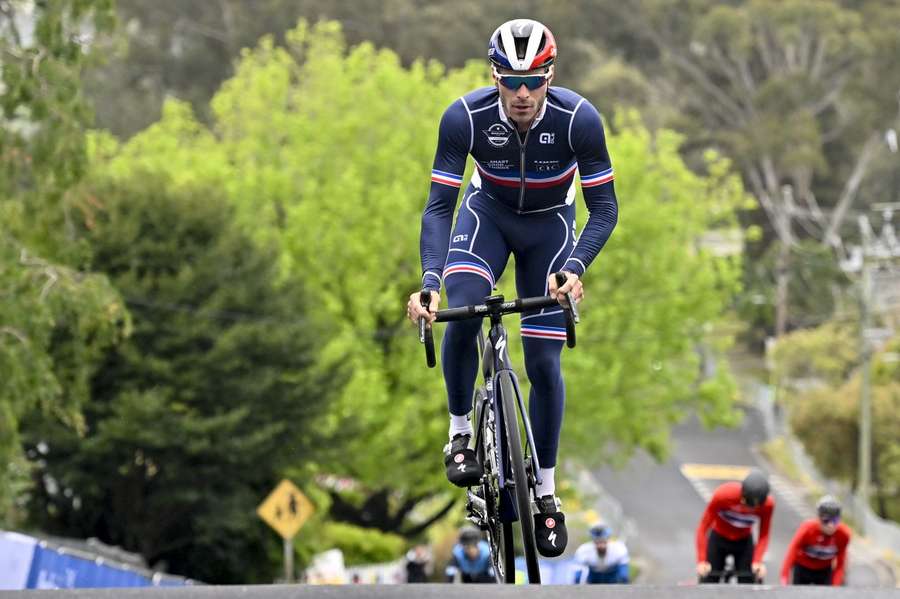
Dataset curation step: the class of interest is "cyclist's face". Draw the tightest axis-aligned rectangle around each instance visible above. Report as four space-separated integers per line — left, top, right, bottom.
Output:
593 538 608 553
463 543 479 559
819 518 838 535
493 67 552 127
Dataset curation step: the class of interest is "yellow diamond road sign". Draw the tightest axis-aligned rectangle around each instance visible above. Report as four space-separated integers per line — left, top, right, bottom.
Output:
257 479 315 539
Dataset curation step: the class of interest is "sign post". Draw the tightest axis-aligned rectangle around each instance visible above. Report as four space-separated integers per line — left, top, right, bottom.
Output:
256 479 315 582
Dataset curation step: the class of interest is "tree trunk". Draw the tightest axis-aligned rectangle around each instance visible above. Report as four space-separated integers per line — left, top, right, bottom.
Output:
775 240 790 338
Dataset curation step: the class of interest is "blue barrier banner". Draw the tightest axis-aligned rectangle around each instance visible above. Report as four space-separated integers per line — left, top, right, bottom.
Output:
2 530 192 589
0 531 37 589
27 545 152 589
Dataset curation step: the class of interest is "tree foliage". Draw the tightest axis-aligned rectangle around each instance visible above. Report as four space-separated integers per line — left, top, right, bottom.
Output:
1 0 125 524
22 175 331 583
778 322 900 520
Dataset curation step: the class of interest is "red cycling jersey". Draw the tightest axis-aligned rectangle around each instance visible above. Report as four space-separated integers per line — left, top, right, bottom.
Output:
780 518 850 586
695 481 775 565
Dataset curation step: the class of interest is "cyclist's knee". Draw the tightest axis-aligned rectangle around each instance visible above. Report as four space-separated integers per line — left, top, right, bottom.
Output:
444 274 491 308
444 317 482 346
524 351 562 388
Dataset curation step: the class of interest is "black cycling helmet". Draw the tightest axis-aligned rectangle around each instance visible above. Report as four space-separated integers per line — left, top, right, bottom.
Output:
740 469 770 507
816 495 842 521
459 526 482 546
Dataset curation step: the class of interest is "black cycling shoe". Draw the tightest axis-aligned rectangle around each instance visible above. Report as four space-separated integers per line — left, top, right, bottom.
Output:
533 495 567 557
443 434 482 487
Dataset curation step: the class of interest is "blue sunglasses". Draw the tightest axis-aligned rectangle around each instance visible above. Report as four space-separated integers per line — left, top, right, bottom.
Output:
495 70 551 91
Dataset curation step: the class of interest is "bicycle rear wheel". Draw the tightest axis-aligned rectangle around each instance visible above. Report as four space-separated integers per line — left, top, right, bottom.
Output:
497 371 541 584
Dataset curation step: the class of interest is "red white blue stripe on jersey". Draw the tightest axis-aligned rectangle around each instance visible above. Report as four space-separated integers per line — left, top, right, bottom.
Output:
719 510 759 529
521 324 568 341
431 169 463 188
803 545 839 560
443 262 494 287
580 167 614 188
475 160 577 189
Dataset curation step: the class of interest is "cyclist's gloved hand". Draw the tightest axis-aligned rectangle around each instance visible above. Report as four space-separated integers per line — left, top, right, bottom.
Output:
548 271 583 307
696 561 711 577
408 289 440 324
751 562 766 581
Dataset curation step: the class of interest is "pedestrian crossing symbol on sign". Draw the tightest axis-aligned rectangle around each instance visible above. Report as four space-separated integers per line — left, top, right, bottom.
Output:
257 479 315 539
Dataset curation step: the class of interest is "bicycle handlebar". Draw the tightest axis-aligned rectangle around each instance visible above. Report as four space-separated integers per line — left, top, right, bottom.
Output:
417 272 579 368
701 570 763 583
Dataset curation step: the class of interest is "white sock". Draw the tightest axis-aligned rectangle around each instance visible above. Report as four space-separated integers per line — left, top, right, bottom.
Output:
535 467 556 498
449 414 473 439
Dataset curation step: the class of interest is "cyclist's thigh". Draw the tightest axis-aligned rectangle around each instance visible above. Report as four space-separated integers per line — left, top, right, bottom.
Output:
443 190 510 307
705 531 729 573
733 536 755 583
511 205 575 340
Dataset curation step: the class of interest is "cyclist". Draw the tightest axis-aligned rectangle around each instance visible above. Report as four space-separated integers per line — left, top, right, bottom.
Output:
780 496 851 586
445 527 496 583
406 18 618 558
695 469 774 584
573 523 630 583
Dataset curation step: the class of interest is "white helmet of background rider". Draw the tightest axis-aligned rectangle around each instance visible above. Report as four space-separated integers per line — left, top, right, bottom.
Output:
488 19 557 72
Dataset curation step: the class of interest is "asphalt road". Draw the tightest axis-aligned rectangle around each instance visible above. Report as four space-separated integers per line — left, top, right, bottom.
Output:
2 585 899 599
591 406 885 586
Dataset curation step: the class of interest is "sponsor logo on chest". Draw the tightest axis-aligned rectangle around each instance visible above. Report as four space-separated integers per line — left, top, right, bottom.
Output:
483 123 512 148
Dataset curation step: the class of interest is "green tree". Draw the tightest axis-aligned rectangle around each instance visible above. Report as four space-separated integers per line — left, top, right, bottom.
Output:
777 321 900 521
601 0 900 338
22 175 332 583
1 0 125 524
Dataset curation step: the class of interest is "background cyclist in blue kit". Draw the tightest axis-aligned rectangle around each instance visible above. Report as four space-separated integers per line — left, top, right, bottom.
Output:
406 18 618 558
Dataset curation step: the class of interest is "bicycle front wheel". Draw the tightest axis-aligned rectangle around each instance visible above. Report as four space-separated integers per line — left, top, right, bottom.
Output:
474 388 515 583
498 371 541 584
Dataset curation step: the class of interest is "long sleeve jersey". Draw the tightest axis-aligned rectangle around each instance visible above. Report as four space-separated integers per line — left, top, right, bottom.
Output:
420 86 618 291
695 481 775 565
780 519 850 586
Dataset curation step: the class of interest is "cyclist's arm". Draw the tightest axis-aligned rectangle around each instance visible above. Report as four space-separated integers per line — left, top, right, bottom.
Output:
563 100 618 277
831 526 851 586
420 99 470 292
780 522 805 584
444 554 461 583
752 498 775 565
695 496 717 563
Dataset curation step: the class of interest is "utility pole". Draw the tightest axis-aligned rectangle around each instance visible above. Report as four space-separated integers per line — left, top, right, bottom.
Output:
857 247 872 525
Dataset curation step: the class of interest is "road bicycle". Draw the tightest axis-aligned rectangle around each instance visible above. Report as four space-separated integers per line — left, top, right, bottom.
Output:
418 273 578 584
699 557 764 585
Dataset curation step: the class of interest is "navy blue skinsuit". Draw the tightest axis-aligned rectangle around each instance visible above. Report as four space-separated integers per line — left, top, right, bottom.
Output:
420 86 618 468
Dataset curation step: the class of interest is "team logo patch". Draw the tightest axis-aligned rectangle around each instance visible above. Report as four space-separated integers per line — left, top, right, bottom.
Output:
545 517 556 529
483 123 512 148
454 453 465 464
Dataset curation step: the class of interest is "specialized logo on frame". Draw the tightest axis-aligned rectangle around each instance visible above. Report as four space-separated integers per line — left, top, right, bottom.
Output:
483 123 512 148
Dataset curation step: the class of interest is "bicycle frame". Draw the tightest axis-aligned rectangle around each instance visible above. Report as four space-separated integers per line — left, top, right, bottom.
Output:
473 313 543 497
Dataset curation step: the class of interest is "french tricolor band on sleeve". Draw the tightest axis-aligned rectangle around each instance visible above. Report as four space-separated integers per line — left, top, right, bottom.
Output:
442 261 494 288
520 324 568 341
580 167 614 188
431 169 463 188
422 271 442 291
